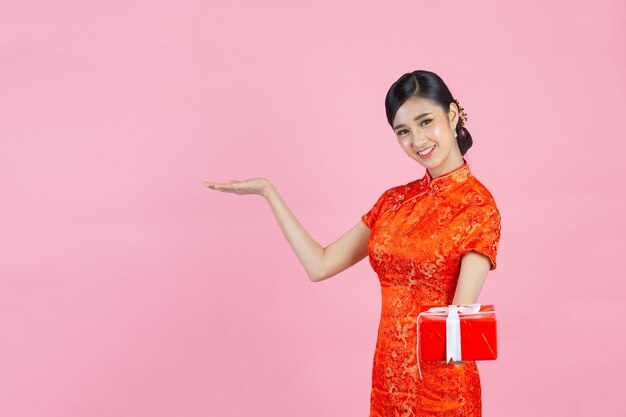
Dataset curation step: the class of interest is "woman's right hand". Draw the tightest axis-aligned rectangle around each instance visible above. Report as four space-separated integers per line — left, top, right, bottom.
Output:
203 177 272 197
203 175 370 282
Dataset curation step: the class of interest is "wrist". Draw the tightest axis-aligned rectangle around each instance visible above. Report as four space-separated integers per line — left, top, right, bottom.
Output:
262 181 276 199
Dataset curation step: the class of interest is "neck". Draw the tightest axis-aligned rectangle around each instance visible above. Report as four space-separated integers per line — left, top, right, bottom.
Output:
427 155 465 179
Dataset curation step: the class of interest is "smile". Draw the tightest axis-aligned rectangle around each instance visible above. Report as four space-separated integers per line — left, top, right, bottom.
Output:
417 145 436 157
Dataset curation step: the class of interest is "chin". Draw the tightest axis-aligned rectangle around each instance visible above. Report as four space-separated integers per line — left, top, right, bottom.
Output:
413 158 432 169
414 154 437 166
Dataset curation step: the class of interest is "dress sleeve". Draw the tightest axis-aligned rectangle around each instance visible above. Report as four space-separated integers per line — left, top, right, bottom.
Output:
361 188 392 229
458 204 502 270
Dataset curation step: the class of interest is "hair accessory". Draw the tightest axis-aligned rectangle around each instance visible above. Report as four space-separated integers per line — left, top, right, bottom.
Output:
453 99 468 128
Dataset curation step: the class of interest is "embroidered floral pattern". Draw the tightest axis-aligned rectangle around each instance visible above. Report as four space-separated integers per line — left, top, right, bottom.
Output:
361 159 501 416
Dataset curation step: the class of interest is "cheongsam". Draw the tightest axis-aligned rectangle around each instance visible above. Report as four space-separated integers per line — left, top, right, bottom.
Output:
361 158 501 417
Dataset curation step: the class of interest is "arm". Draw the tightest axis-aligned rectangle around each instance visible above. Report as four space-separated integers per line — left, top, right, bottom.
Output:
451 251 491 305
316 220 370 282
452 201 501 305
263 182 370 282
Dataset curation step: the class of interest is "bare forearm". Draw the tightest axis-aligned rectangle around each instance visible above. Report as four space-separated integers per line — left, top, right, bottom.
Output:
263 183 324 281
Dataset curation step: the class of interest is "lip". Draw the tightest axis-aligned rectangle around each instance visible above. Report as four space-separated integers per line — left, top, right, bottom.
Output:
417 145 435 153
416 145 436 158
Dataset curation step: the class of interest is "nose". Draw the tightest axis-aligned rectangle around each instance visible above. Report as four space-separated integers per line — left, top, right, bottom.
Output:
412 132 428 148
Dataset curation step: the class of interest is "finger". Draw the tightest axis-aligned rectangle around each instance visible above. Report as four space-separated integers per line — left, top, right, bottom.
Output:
204 181 225 189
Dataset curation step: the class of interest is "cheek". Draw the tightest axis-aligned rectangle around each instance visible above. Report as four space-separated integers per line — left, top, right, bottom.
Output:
428 124 442 139
398 137 411 147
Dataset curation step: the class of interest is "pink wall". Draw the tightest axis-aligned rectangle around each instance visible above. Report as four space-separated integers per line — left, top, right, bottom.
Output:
1 1 624 416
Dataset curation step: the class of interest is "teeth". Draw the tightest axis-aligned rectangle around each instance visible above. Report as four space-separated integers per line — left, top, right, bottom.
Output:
418 145 435 155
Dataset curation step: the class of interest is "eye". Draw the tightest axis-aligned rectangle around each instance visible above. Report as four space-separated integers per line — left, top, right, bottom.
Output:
397 129 409 135
420 119 432 127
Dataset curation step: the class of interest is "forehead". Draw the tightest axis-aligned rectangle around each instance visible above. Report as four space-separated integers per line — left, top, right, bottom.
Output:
393 96 441 124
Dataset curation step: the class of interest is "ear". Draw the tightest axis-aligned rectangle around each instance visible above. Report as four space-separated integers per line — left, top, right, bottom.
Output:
449 102 459 130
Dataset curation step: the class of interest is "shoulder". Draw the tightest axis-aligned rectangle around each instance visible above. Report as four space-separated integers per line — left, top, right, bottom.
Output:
366 179 415 212
458 175 499 211
375 182 408 206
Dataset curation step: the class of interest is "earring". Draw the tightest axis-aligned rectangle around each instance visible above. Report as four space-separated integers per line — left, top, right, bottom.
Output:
454 131 458 138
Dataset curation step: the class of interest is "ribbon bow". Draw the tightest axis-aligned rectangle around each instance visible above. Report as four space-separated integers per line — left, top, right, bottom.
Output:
416 303 484 380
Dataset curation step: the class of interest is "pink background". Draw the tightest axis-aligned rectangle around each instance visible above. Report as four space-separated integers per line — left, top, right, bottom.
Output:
1 1 624 416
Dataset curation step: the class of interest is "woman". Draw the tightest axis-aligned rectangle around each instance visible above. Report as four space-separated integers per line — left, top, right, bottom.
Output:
204 70 501 416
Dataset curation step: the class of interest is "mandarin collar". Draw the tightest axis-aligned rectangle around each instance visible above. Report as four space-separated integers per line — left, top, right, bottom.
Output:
421 158 472 189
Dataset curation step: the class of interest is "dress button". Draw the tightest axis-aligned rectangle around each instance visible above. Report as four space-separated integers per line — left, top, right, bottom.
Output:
428 185 440 196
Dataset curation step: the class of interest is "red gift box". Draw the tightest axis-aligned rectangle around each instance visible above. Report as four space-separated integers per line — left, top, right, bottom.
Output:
416 304 497 379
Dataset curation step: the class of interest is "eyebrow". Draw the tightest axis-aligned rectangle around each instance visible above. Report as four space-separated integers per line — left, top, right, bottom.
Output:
393 112 432 130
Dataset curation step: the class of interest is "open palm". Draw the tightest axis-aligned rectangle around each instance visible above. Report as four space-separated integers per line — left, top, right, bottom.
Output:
203 177 270 196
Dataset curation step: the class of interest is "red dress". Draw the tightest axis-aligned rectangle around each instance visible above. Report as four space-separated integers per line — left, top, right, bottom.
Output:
361 159 501 417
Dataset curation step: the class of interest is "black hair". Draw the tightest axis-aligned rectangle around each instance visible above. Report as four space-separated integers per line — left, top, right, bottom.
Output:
384 70 473 156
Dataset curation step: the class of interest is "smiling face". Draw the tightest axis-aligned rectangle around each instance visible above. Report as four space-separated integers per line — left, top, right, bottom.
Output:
392 96 464 178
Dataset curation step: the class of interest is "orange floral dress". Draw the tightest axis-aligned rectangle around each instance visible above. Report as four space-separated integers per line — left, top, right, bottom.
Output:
361 159 501 417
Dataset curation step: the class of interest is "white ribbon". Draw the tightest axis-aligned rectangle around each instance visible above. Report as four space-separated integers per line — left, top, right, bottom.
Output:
415 303 493 380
